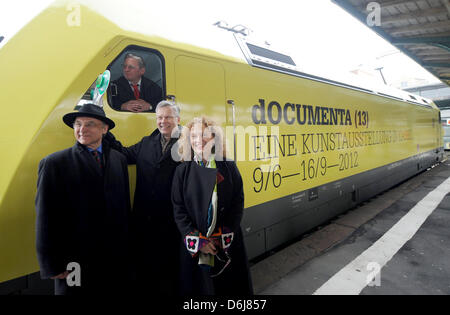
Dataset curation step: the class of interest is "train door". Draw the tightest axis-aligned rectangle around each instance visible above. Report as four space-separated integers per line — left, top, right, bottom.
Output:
174 55 227 129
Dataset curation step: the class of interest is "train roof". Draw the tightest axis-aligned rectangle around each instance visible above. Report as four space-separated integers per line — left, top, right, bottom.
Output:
93 0 434 106
2 0 436 109
236 33 435 108
77 0 434 108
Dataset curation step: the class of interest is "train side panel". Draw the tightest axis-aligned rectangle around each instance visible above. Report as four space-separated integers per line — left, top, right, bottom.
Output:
222 63 442 257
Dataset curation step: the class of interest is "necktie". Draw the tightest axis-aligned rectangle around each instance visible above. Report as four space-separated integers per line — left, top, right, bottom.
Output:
91 150 103 170
132 84 140 100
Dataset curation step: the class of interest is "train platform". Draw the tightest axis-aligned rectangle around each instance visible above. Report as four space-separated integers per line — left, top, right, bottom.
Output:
251 153 450 295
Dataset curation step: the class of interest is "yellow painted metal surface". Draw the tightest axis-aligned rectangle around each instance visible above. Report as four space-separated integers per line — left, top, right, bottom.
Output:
230 69 440 208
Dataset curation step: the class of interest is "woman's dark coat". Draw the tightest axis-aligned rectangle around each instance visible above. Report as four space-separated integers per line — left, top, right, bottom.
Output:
172 159 253 295
107 129 181 294
35 141 131 295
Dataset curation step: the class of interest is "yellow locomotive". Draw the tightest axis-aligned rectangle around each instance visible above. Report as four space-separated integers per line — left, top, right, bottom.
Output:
0 0 443 293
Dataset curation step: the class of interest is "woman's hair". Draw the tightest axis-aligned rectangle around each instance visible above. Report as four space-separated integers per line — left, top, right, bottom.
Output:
176 116 226 162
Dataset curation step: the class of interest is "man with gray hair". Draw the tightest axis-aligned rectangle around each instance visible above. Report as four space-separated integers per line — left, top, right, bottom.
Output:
106 100 182 295
110 53 163 112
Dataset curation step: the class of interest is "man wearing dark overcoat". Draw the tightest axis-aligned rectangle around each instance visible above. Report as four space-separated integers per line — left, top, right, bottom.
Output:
106 100 182 295
35 104 131 295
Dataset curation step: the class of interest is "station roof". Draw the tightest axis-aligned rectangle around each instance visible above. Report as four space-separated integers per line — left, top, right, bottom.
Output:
332 0 450 87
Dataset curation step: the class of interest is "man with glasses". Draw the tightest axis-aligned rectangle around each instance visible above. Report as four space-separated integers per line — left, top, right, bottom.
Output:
35 104 131 295
106 100 182 295
110 53 163 112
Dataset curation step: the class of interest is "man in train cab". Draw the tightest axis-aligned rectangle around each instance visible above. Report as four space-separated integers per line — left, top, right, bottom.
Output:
105 100 182 295
110 53 163 112
35 104 131 295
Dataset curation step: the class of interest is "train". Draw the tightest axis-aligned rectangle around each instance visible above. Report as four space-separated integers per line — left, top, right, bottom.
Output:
0 0 444 294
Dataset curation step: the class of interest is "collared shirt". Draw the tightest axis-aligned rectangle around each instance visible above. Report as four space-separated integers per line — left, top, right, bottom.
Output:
87 144 103 154
160 134 171 155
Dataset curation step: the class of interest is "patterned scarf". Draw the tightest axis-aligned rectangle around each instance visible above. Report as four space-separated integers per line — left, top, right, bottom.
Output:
199 154 217 237
195 153 218 268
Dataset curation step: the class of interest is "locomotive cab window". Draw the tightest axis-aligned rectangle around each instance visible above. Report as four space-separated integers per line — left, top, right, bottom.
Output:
107 46 165 113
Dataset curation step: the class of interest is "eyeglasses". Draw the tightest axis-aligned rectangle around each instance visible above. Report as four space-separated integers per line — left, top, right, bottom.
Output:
73 121 103 129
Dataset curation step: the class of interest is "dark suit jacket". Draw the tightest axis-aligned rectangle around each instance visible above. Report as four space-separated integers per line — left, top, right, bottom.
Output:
35 141 131 294
171 159 253 295
109 76 163 111
110 128 180 223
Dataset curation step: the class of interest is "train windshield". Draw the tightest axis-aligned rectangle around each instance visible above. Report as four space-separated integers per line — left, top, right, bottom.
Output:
444 126 450 137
